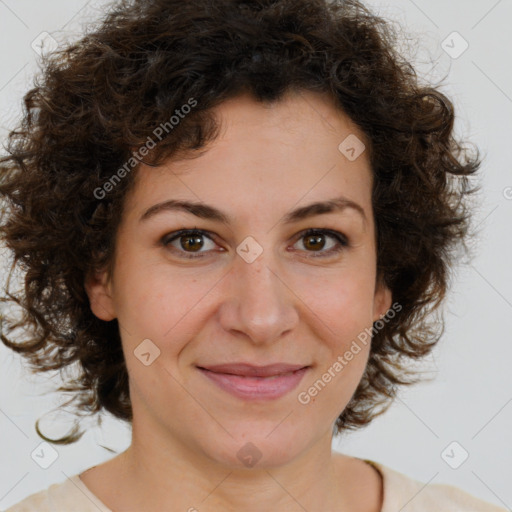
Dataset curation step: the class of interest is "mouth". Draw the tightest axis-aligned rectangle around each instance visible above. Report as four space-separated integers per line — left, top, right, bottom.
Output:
196 363 311 401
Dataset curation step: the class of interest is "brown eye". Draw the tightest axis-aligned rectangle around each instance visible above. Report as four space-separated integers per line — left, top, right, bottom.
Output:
303 233 326 251
294 229 348 258
179 233 205 252
162 229 218 259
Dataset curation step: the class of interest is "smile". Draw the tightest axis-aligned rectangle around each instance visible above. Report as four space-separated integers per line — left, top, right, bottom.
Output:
196 364 310 401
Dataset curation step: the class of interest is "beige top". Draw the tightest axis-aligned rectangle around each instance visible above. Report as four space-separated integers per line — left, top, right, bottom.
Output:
4 459 507 511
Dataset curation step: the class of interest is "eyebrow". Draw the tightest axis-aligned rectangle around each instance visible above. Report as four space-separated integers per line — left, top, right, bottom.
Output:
139 196 367 225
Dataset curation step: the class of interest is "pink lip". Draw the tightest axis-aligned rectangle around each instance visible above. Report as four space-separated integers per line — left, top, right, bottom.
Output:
197 363 310 401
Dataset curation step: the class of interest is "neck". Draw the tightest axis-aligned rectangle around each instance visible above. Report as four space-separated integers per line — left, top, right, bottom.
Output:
112 422 351 511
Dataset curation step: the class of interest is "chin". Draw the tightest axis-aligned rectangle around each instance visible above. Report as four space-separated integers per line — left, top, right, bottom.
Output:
201 424 311 470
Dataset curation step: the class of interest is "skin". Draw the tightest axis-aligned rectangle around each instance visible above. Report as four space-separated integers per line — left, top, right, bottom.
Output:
84 89 391 511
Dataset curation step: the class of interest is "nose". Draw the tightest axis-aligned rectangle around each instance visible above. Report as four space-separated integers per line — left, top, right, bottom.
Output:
217 249 299 345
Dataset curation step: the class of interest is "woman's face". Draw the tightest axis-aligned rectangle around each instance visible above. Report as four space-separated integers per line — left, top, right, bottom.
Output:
86 90 391 468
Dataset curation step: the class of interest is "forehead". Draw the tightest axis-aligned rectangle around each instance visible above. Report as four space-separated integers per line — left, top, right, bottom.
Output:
124 90 373 227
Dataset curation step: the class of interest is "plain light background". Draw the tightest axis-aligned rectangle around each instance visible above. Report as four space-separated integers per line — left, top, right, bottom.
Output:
0 0 511 510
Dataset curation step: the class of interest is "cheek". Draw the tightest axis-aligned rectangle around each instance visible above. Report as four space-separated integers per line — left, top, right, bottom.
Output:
294 263 376 402
111 255 221 363
296 278 373 414
301 265 377 339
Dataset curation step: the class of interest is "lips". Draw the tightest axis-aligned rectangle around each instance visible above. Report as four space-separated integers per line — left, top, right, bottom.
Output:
198 363 309 378
196 363 310 400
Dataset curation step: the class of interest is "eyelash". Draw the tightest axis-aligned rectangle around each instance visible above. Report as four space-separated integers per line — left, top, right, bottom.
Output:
161 228 349 260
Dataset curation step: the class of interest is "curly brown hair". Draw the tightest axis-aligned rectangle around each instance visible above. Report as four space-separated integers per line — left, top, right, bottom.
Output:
0 0 480 444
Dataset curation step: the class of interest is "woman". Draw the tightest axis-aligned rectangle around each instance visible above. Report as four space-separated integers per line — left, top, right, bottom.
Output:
0 0 504 510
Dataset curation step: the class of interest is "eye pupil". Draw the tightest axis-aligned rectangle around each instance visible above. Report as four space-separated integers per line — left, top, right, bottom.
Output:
304 234 325 251
182 234 204 252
